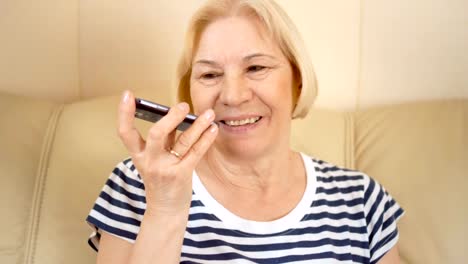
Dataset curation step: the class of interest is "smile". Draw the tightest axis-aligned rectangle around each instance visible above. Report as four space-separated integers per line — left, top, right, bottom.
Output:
221 116 262 126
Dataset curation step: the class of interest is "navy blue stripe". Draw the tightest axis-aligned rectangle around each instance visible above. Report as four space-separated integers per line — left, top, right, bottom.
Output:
188 213 221 221
190 200 204 207
312 197 363 207
366 195 385 244
106 178 146 202
182 251 367 263
312 158 326 164
122 158 132 165
382 207 404 231
316 185 364 195
370 228 399 263
112 167 144 189
121 158 141 179
99 191 145 215
180 261 203 264
315 166 355 173
301 211 365 221
183 237 368 251
386 197 396 209
92 203 141 226
364 178 376 205
380 198 395 230
86 215 137 241
317 175 364 183
367 189 385 244
87 239 98 252
366 183 384 225
187 224 367 238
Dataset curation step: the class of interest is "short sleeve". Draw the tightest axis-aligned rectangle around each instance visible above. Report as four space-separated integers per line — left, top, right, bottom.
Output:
363 176 405 264
85 158 146 251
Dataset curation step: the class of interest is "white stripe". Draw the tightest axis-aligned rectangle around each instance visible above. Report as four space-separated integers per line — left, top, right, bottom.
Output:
117 159 141 179
370 232 399 262
102 185 146 209
88 209 139 241
382 200 401 226
186 214 367 233
184 228 367 246
366 186 386 250
96 196 144 219
109 171 145 195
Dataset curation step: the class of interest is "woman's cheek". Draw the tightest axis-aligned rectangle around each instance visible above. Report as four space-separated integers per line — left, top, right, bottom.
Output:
191 85 218 114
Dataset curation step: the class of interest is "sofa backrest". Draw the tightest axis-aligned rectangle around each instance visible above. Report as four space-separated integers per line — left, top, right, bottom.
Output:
0 93 59 264
354 100 468 263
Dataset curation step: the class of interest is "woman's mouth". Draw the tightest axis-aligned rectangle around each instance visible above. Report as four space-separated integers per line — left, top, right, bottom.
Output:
218 116 263 132
221 116 262 126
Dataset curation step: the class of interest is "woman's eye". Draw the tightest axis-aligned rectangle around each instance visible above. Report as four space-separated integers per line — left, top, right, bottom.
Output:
201 73 221 79
247 65 266 72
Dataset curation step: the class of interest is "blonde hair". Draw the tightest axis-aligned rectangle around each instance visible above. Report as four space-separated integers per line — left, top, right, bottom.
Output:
176 0 317 118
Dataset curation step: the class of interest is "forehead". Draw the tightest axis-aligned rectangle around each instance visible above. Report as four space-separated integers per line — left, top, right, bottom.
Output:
193 16 283 62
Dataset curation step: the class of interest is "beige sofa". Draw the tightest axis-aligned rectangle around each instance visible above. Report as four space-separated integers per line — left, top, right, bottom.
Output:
1 90 467 264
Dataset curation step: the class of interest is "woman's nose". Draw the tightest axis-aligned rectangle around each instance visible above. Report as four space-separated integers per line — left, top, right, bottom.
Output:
219 75 253 107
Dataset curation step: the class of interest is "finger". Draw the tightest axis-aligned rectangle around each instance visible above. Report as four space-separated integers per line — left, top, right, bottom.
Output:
145 102 190 158
181 123 218 168
164 130 177 151
171 109 215 158
117 90 146 154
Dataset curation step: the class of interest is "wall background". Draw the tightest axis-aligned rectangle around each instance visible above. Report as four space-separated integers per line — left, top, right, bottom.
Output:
1 0 467 110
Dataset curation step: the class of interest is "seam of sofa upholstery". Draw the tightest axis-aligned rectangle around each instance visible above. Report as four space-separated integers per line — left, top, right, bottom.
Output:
345 112 356 170
23 104 65 264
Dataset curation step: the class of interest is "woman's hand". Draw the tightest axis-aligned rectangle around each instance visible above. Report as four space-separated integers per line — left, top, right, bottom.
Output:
117 90 218 216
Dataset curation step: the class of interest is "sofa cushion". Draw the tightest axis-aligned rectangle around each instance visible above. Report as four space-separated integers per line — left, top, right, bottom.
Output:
354 99 468 264
0 93 59 264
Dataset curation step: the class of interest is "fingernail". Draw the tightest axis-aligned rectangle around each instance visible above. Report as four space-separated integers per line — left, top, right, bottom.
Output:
178 102 189 111
122 91 129 103
204 109 214 120
210 124 218 133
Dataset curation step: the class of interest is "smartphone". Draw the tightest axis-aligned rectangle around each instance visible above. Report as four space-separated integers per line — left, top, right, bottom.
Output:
134 98 216 131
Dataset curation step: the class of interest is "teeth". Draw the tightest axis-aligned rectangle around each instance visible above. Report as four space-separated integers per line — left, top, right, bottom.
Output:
225 117 260 126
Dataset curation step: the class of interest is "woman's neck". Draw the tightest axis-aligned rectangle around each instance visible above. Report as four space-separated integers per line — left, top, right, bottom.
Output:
196 145 302 196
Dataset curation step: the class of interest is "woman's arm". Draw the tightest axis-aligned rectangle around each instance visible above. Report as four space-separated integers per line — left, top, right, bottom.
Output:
97 210 189 264
94 91 217 263
377 244 401 264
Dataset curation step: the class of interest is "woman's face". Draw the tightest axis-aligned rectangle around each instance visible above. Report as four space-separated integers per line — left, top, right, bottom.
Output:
190 16 297 157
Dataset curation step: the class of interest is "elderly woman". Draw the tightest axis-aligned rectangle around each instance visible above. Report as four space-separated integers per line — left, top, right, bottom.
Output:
86 0 404 263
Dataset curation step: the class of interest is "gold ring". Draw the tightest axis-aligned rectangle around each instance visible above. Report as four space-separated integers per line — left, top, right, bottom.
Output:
169 149 182 159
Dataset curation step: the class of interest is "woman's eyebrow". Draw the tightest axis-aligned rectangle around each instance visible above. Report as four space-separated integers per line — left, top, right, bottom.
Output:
193 53 277 66
244 53 277 61
193 59 222 68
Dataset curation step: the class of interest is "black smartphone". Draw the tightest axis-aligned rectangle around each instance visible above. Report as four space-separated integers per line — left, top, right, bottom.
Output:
134 98 216 131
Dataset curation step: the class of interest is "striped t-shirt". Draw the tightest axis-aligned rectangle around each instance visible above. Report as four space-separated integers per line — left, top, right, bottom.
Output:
86 153 404 263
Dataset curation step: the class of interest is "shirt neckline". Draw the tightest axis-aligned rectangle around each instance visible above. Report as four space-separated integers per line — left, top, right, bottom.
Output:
192 152 317 234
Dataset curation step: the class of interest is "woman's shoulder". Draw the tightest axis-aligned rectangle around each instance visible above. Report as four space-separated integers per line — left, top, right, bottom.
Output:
302 153 374 190
103 157 146 202
303 153 404 221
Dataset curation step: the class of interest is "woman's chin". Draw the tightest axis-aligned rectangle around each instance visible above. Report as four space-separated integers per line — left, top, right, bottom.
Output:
213 139 268 159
